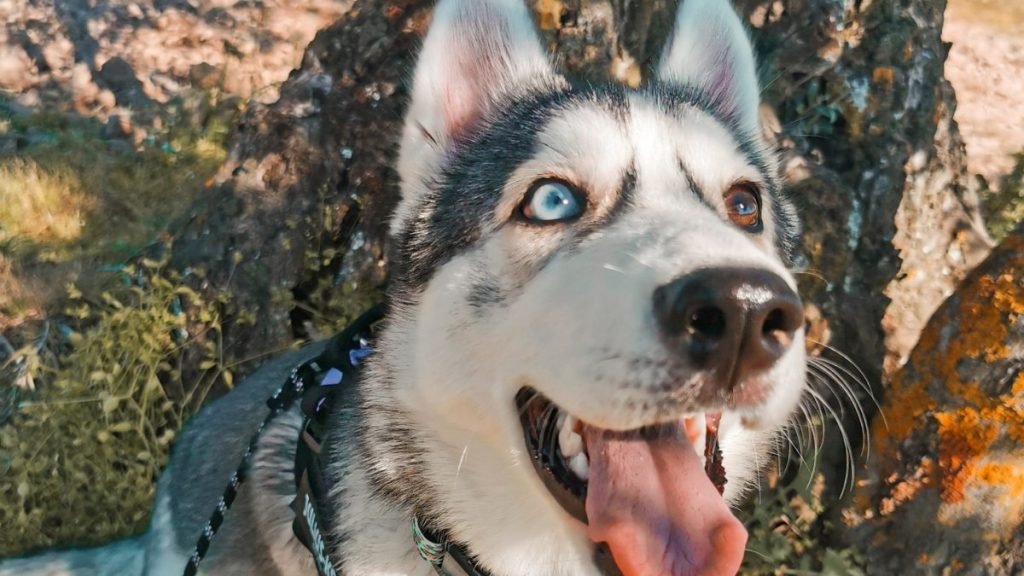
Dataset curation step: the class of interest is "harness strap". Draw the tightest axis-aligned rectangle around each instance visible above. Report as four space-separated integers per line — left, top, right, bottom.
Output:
293 426 337 576
414 519 494 576
182 304 494 576
290 306 385 576
181 307 382 576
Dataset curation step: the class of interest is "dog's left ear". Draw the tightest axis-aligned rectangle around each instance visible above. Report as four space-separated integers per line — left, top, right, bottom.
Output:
657 0 761 135
395 0 559 235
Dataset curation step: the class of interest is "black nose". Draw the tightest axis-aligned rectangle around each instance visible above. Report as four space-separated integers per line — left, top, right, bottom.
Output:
652 268 804 393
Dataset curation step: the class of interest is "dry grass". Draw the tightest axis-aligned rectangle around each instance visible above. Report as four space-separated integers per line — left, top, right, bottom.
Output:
0 159 93 324
1 102 231 263
0 92 243 555
0 94 236 325
0 159 90 243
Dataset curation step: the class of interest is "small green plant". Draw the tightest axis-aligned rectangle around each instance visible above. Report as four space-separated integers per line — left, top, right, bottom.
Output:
0 253 237 556
741 456 865 576
287 193 383 338
980 151 1024 242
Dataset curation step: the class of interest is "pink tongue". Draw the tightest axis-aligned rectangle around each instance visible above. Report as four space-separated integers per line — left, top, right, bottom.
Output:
584 425 747 576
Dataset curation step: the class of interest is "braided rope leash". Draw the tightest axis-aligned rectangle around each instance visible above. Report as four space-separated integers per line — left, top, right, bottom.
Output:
182 366 307 576
180 304 384 576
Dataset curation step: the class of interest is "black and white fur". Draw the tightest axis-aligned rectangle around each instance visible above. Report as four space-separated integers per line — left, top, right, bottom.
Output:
0 0 806 573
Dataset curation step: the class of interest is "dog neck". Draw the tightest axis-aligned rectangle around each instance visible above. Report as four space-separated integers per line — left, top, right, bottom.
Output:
320 312 599 575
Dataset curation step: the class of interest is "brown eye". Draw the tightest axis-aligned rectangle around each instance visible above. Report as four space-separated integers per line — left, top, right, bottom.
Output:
724 183 762 231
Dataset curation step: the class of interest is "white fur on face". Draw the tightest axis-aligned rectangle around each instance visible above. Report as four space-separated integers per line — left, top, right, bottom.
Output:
383 0 801 573
385 100 805 574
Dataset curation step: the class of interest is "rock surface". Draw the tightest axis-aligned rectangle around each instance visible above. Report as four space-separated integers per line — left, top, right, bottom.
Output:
944 0 1024 182
0 0 352 112
846 224 1024 574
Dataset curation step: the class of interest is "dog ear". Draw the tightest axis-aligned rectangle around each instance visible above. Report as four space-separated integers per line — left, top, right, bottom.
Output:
396 0 557 232
656 0 761 134
407 0 554 143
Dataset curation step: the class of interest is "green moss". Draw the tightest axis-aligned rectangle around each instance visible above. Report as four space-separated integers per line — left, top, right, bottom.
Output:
980 151 1024 242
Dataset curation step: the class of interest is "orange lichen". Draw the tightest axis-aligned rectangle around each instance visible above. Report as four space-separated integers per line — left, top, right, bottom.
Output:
534 0 564 30
1013 371 1024 396
873 67 895 88
866 236 1024 511
871 369 933 449
878 459 932 516
975 463 1024 499
931 399 1024 503
933 409 998 502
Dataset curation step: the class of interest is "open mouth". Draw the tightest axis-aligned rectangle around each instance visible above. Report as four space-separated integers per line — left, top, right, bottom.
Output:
515 388 745 575
515 388 727 523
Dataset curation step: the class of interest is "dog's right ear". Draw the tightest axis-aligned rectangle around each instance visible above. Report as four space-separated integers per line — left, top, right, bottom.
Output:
656 0 761 136
394 0 558 235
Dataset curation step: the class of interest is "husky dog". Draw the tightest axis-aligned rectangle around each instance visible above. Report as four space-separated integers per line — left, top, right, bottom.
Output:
1 0 807 573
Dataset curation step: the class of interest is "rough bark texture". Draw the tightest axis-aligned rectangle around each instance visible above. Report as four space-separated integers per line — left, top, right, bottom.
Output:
845 224 1024 574
168 0 990 535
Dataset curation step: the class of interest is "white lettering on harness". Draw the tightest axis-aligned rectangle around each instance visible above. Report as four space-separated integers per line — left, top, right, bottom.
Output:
304 494 339 576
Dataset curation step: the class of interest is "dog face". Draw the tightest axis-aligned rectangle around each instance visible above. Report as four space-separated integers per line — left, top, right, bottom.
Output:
373 0 806 573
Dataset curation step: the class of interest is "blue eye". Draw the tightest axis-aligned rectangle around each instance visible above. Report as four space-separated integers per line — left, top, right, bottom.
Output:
521 181 584 223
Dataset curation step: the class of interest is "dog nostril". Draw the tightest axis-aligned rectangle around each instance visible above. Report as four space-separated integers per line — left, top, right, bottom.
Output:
757 302 802 358
688 306 726 340
762 308 788 336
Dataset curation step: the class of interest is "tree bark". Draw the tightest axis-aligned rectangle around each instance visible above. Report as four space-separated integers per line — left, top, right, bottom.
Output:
845 224 1024 574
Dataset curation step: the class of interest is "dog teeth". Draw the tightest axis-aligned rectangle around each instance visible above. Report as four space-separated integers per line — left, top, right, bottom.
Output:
561 432 583 458
684 414 707 463
559 416 583 457
556 413 588 480
568 452 589 480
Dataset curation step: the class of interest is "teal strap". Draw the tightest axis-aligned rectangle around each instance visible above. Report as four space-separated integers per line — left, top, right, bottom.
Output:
412 517 447 567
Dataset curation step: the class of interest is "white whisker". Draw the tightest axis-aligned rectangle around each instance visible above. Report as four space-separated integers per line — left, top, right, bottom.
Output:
454 444 469 487
804 385 855 497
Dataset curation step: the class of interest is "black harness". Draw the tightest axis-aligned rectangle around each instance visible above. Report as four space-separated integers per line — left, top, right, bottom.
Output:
182 306 492 576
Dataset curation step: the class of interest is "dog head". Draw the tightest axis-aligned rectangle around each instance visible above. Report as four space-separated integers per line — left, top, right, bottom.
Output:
370 0 805 573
